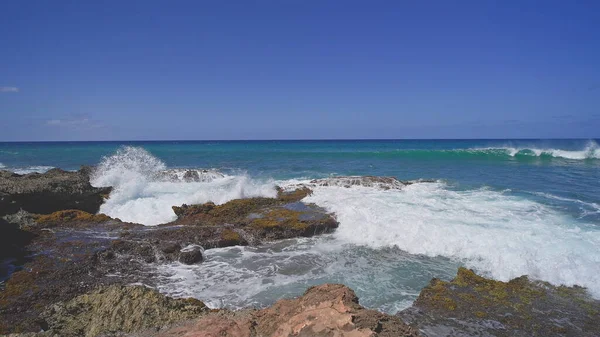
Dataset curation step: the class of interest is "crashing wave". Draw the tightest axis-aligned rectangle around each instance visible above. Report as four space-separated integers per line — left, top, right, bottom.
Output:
153 169 226 183
307 176 434 190
90 146 276 226
303 181 600 298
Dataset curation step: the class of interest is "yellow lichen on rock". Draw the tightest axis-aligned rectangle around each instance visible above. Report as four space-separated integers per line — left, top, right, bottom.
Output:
249 208 309 230
36 210 112 226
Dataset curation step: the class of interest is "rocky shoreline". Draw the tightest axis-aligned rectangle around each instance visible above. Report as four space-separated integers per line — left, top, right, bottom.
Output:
1 169 598 336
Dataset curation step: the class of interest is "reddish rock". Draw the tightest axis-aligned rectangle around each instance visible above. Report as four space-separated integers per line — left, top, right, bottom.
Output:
144 284 419 337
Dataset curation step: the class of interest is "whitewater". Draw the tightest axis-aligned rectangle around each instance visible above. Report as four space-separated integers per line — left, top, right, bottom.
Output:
2 139 600 312
76 145 600 311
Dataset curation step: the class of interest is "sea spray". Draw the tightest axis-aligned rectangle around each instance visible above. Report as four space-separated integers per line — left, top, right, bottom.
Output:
301 182 600 297
91 146 277 225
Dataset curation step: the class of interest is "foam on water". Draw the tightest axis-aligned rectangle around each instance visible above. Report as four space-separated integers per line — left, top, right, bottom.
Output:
91 146 276 225
156 237 457 313
475 140 600 160
11 166 55 174
300 182 600 297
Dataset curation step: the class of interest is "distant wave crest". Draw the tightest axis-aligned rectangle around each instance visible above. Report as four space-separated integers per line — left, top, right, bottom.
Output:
472 141 600 160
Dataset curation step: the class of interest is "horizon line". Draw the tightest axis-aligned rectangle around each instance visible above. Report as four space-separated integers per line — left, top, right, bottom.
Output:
0 137 598 143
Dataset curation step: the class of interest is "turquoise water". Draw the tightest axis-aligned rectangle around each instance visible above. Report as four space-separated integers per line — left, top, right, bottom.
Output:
2 139 600 312
2 139 600 221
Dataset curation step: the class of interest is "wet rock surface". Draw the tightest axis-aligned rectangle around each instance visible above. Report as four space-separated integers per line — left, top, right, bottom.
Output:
0 181 336 334
301 176 436 190
178 245 204 265
397 267 600 337
2 171 599 337
0 168 111 216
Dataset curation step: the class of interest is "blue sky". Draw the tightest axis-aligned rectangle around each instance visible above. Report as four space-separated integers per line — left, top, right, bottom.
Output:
1 1 599 140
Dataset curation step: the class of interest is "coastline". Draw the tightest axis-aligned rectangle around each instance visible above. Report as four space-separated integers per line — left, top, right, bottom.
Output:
1 168 599 336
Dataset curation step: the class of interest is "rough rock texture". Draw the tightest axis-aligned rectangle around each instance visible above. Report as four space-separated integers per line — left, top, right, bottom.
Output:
166 187 337 245
178 245 204 265
152 169 225 183
0 187 336 334
0 218 35 282
41 285 207 337
397 267 600 337
134 284 419 337
0 212 146 334
0 168 111 216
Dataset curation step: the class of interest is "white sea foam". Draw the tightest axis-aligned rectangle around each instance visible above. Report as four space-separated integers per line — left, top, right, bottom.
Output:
91 146 276 225
11 166 55 174
475 140 600 160
299 182 600 297
0 162 5 169
156 237 455 312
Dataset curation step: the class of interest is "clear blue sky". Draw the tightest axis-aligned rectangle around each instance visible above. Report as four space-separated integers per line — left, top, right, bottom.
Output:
1 1 599 140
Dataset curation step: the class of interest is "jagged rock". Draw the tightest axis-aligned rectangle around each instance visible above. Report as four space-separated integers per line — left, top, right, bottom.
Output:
182 170 200 182
134 284 419 337
178 245 204 265
276 186 312 202
0 167 111 216
309 176 409 190
167 194 338 244
41 285 207 337
0 189 337 334
397 267 600 337
152 169 225 183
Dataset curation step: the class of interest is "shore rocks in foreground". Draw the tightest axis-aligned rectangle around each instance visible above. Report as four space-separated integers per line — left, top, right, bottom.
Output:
62 284 417 337
398 267 600 337
0 168 111 216
42 285 207 337
0 186 337 334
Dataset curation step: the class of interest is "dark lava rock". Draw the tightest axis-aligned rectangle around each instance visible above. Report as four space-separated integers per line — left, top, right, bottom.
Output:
397 267 600 337
182 170 200 182
0 167 112 216
178 245 204 265
0 217 35 282
168 190 338 245
0 189 337 335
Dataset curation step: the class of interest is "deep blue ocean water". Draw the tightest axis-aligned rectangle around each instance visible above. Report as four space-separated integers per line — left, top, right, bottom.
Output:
2 139 599 312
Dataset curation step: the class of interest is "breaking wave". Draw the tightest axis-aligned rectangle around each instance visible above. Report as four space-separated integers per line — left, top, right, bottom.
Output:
299 182 600 298
90 146 276 225
473 140 600 160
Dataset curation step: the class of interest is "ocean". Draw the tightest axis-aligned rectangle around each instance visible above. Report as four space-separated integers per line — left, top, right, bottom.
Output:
1 139 599 313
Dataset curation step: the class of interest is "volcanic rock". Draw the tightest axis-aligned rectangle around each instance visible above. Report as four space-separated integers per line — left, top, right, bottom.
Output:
0 167 111 216
397 267 600 337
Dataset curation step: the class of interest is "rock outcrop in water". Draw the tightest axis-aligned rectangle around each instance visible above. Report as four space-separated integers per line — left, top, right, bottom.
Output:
304 176 435 190
0 167 111 216
2 170 599 337
0 177 336 334
398 267 600 337
152 169 226 183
